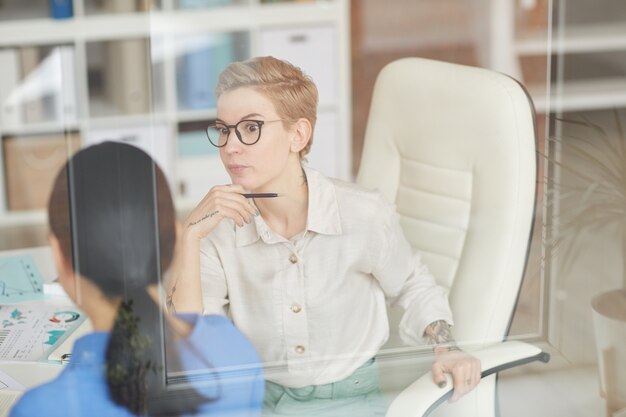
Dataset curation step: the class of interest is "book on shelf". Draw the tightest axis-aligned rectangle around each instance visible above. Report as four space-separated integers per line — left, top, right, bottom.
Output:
0 49 21 130
105 0 138 12
104 38 151 115
177 33 233 110
260 0 317 3
178 0 231 8
3 132 81 211
49 0 73 19
53 46 79 124
0 46 78 129
20 47 44 125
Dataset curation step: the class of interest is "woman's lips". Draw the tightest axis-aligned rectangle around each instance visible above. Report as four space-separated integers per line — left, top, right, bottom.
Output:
227 164 248 175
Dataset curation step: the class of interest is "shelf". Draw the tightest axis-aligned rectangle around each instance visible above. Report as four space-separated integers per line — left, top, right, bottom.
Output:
0 121 80 136
85 113 173 129
177 109 217 123
516 22 626 56
0 0 351 232
528 77 626 113
0 210 47 227
0 3 341 47
0 14 150 46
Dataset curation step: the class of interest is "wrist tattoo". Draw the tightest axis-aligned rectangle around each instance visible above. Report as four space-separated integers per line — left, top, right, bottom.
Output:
424 320 460 352
166 285 177 314
188 210 219 226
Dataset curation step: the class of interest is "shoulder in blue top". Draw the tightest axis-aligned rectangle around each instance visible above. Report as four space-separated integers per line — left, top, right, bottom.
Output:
9 314 264 417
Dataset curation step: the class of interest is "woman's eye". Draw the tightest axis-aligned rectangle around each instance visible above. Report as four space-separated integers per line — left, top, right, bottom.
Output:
245 123 259 132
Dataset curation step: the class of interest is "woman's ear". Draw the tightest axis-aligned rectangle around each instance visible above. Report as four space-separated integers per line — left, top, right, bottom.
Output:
289 118 312 154
48 234 76 297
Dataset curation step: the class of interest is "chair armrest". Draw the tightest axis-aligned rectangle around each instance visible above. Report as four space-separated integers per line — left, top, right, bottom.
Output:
385 341 550 417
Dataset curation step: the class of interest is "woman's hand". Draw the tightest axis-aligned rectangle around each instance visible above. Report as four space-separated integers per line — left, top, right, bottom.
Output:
431 347 481 402
423 320 481 402
184 184 258 241
167 184 257 314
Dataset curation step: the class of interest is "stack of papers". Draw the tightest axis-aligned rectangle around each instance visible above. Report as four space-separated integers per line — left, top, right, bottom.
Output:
0 254 85 363
0 303 86 362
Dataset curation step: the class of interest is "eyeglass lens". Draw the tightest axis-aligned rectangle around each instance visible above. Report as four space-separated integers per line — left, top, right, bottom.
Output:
207 120 262 147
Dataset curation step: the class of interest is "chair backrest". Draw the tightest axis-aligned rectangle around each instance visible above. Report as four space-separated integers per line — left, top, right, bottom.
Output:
357 58 536 347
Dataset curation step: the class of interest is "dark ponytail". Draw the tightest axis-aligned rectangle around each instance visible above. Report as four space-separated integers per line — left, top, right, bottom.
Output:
107 291 161 415
48 142 214 416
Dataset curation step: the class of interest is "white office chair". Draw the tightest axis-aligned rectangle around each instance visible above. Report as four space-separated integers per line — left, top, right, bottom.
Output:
357 58 549 417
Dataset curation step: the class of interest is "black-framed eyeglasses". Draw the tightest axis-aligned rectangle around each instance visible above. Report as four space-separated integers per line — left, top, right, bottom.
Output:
206 119 283 147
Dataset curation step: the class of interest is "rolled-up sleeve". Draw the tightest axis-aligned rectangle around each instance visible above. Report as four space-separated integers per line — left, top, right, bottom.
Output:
199 238 230 316
370 200 454 345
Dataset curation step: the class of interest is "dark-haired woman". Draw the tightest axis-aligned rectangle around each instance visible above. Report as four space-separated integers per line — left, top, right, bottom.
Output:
10 142 264 417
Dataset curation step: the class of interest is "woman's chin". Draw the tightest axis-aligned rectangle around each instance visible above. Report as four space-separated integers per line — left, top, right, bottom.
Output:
230 178 257 191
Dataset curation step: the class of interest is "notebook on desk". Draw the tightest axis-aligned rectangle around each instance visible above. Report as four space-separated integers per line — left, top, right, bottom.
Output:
0 391 21 417
0 368 24 417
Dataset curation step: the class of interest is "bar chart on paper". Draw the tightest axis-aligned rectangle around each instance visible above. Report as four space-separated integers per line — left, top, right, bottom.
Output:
0 303 85 362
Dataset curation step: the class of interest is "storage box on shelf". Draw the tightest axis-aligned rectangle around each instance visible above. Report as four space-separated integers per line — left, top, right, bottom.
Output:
0 0 351 241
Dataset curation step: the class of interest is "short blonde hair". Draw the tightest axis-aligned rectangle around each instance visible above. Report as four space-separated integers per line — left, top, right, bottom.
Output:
215 56 318 159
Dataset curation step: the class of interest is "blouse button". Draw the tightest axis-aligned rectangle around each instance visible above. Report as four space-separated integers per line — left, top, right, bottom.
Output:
291 303 302 313
289 254 298 264
295 345 306 354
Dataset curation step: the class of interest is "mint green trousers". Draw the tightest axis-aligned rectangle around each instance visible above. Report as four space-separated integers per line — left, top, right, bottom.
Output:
262 359 388 417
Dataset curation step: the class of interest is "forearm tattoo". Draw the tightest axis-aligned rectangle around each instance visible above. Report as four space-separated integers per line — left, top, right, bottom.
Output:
424 320 460 353
188 210 219 226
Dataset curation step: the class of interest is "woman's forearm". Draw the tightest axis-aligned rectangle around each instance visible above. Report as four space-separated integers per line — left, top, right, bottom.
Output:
167 230 204 314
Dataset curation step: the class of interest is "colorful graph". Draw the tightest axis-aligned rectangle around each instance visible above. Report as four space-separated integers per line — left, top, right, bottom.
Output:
49 311 80 323
0 303 86 362
11 309 23 320
44 330 66 346
2 308 28 328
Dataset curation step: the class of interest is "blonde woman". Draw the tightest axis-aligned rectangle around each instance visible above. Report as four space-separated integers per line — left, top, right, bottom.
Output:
170 56 480 416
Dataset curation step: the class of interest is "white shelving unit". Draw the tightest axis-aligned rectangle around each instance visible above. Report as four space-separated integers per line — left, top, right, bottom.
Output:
0 0 352 231
479 0 626 114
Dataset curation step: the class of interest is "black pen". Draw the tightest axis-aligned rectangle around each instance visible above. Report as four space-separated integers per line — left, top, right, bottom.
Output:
241 193 282 198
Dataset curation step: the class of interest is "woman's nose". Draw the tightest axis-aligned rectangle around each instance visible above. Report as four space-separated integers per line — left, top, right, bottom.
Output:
223 130 243 154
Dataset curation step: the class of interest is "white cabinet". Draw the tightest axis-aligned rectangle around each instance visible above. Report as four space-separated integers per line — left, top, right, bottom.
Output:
0 0 351 230
259 26 338 106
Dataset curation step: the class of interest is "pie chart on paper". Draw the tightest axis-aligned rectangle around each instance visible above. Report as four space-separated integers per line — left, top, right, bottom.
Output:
49 311 81 324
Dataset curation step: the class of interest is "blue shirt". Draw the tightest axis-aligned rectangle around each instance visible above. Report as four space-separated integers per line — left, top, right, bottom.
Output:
10 314 264 417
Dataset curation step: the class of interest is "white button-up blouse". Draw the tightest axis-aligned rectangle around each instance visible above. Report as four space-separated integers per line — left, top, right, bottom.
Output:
200 165 453 387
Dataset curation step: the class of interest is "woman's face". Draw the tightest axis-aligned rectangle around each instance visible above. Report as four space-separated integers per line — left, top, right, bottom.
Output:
216 87 296 191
